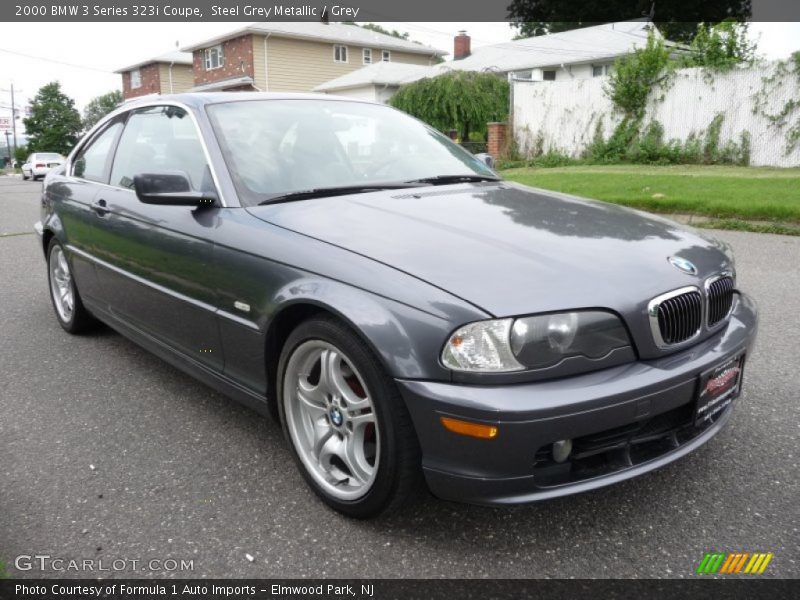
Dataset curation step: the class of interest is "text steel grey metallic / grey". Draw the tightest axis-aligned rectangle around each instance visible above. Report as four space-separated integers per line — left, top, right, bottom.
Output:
34 93 758 518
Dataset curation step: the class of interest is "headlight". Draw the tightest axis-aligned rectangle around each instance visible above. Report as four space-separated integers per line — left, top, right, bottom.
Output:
441 318 524 372
442 311 631 373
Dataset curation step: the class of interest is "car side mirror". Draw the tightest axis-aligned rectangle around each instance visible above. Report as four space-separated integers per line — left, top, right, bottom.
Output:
474 153 495 169
133 172 217 207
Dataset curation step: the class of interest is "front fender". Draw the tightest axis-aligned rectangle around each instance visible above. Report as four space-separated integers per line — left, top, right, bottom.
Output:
38 179 70 255
269 277 458 381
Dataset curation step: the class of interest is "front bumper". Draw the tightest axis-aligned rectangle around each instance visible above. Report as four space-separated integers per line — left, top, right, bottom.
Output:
398 292 758 506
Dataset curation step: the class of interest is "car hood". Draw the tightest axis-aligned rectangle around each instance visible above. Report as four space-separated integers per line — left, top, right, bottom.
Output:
246 182 733 317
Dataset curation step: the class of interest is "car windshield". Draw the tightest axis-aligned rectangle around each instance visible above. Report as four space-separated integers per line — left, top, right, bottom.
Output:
207 99 497 205
37 153 62 160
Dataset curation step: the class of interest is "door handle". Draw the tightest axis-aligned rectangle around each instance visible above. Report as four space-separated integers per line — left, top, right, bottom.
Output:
91 198 108 216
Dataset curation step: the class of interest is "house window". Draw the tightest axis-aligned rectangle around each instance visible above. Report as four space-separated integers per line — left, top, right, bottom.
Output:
542 70 557 81
334 45 348 63
592 65 608 77
130 69 142 89
362 48 372 65
204 45 225 70
382 50 391 62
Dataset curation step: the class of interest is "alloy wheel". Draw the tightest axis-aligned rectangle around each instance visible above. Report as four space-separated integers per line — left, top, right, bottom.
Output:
283 340 380 501
49 245 74 323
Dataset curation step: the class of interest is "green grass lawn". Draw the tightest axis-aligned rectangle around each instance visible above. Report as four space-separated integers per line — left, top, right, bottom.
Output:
501 165 800 224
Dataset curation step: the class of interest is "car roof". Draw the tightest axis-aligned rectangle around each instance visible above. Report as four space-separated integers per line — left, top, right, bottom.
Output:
120 91 372 111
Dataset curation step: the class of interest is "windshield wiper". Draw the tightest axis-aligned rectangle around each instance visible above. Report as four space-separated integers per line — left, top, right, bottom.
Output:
405 174 501 185
257 183 423 205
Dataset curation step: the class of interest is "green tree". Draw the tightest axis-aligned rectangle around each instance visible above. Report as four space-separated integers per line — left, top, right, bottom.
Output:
390 71 509 141
23 82 82 155
14 144 28 165
83 89 123 130
681 21 757 69
506 0 752 44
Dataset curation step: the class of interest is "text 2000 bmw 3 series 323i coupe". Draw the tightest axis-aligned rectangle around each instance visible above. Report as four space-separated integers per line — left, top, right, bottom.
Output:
35 94 758 518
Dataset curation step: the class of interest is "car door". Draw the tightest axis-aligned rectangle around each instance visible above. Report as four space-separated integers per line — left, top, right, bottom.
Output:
92 104 223 371
45 118 125 304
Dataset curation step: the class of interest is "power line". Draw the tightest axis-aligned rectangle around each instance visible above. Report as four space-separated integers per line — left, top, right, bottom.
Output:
0 48 113 74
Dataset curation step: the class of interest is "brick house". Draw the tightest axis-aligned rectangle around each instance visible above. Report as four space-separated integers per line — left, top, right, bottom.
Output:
180 22 446 93
115 51 194 100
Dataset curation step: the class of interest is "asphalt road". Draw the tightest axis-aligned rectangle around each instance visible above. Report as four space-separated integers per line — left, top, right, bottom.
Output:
0 176 797 579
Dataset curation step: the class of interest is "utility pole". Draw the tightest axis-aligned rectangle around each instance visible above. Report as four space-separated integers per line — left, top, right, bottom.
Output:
3 130 10 165
10 83 17 162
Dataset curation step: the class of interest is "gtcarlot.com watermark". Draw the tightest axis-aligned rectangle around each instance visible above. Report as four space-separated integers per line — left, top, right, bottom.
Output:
13 554 194 573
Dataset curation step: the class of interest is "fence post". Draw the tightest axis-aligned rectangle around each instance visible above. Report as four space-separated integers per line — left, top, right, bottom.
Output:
487 122 508 160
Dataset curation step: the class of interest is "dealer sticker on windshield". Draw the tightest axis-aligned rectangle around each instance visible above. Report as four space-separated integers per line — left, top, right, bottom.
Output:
695 354 745 426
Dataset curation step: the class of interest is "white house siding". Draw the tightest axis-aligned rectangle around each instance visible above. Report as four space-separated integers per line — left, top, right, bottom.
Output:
321 84 399 104
376 85 399 104
326 86 380 102
511 62 613 81
513 63 800 167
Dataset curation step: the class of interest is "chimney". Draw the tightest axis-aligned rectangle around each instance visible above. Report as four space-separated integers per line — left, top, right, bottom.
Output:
454 30 471 60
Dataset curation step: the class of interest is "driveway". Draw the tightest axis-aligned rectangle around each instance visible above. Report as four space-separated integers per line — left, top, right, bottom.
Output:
0 177 797 578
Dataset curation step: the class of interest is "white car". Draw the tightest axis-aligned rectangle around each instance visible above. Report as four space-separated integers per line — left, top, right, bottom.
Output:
22 152 65 181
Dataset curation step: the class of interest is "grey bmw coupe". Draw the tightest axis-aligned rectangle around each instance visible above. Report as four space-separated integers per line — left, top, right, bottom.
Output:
36 93 757 518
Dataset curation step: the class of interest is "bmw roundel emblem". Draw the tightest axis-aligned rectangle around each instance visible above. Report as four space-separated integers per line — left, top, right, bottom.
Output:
668 256 698 275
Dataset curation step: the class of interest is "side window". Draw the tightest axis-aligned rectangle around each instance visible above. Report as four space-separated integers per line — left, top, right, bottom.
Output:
72 122 123 182
109 106 209 192
334 45 348 63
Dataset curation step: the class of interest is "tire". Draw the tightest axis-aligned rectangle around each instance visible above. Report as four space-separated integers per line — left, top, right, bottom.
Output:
47 238 98 334
22 171 29 180
277 316 421 518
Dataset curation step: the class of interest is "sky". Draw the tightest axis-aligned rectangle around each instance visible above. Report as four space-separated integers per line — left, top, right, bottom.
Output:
0 21 799 141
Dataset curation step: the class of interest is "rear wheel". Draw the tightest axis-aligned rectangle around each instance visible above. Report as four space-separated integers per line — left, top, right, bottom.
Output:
278 316 421 518
47 239 98 334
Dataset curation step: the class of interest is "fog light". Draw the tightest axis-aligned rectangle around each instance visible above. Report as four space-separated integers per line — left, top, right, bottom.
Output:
552 439 572 463
440 416 498 439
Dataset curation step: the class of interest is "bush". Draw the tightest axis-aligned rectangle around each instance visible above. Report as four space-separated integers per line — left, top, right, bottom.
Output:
390 71 508 141
578 115 749 167
606 33 672 119
14 145 28 165
681 22 757 71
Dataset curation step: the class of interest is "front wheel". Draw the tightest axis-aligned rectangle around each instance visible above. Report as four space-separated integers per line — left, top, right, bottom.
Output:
278 317 421 518
47 239 98 333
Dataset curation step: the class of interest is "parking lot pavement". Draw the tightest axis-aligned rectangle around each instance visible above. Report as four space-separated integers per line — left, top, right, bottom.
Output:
0 177 797 579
